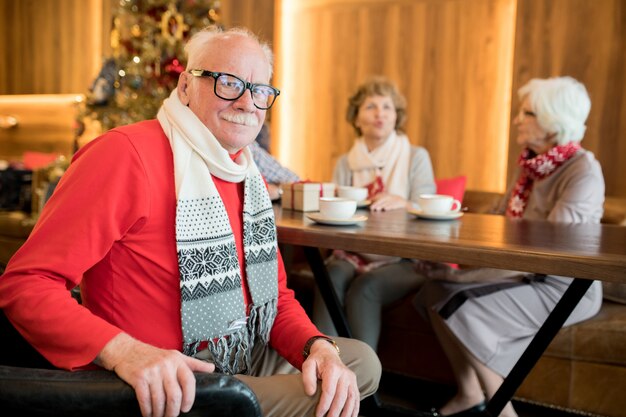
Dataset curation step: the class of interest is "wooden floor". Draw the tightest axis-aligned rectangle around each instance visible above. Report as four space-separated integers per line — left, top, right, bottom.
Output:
361 372 593 417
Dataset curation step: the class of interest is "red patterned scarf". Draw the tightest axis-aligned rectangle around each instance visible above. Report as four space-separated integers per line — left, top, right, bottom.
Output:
506 142 581 218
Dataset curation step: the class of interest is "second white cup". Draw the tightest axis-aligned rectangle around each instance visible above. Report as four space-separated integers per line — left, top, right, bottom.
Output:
319 197 357 219
337 186 369 202
417 194 461 214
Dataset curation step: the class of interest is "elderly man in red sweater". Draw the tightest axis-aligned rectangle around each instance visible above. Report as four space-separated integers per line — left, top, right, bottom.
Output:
0 26 380 417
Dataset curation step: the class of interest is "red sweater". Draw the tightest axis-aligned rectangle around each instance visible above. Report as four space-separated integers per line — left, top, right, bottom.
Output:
0 120 319 371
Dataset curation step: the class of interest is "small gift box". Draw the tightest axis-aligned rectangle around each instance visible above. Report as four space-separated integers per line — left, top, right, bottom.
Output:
281 182 336 212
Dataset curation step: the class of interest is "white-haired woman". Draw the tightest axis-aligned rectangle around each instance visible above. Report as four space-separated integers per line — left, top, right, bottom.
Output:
415 76 604 417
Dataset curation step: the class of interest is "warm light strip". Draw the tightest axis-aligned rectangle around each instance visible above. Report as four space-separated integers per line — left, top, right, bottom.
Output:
0 94 84 104
495 0 518 192
89 0 104 83
275 0 296 173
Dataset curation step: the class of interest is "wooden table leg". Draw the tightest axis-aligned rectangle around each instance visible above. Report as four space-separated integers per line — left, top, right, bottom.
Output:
302 246 352 338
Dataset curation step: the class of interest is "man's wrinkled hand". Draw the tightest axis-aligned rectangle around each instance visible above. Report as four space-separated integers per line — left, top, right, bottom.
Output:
96 333 215 417
301 339 359 417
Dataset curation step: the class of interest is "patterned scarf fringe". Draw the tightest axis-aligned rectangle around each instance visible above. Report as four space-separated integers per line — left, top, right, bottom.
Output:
191 298 277 375
248 297 277 346
209 329 251 375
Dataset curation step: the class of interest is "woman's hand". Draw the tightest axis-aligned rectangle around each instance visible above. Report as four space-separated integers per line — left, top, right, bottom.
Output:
415 261 459 280
369 193 409 212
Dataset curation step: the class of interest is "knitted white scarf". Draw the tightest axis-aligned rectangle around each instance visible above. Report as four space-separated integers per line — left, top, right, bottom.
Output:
157 90 278 375
347 131 411 198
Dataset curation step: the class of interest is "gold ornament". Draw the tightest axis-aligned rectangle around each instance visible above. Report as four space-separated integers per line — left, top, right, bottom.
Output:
110 17 122 56
131 24 142 37
208 8 220 23
161 3 188 44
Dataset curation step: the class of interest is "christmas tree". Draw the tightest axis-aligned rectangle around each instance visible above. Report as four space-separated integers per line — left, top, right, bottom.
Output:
81 0 221 135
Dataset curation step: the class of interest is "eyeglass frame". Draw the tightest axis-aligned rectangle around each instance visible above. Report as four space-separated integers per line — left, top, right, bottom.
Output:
188 69 280 110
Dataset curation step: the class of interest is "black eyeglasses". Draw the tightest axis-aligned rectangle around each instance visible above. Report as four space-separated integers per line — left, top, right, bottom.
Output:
189 69 280 110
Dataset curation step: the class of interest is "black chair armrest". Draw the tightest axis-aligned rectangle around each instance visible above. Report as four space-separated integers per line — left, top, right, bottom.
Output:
0 365 261 417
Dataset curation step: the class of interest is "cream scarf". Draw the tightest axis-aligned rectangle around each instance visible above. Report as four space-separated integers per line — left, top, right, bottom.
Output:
338 131 410 268
157 90 278 375
347 131 411 198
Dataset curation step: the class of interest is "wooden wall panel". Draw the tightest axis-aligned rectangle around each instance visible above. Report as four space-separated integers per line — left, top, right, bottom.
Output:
0 0 271 94
220 0 275 46
3 0 623 197
0 0 107 95
510 0 626 197
274 0 517 192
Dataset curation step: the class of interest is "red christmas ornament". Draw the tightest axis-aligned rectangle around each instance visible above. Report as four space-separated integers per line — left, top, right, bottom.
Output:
164 58 185 76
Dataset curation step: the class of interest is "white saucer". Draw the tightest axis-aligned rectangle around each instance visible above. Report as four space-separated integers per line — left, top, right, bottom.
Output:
306 213 368 226
357 199 371 208
408 208 464 220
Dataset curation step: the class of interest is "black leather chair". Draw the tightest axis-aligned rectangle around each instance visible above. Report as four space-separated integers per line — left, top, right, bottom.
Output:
0 310 262 417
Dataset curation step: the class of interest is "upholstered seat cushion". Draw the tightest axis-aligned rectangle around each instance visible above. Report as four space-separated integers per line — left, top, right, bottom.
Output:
435 176 467 203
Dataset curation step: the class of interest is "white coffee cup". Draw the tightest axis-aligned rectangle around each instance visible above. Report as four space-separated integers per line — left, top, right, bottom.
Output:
319 197 357 219
417 194 462 214
337 186 369 202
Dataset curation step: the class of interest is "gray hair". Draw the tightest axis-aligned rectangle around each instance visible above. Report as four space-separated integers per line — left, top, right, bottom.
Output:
184 26 274 79
518 76 591 145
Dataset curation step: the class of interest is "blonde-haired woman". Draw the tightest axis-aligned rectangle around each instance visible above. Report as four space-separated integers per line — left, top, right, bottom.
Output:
313 76 436 350
415 76 604 417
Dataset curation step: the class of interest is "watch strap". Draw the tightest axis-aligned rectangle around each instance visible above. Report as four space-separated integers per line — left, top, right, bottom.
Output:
302 336 340 358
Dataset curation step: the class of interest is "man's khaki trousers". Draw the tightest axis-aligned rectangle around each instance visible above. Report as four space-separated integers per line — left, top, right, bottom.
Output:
235 337 381 417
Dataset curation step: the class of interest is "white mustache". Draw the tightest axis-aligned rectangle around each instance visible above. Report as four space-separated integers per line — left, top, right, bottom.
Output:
221 112 259 127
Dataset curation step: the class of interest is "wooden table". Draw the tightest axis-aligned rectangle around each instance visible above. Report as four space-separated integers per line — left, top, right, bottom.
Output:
274 206 626 416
